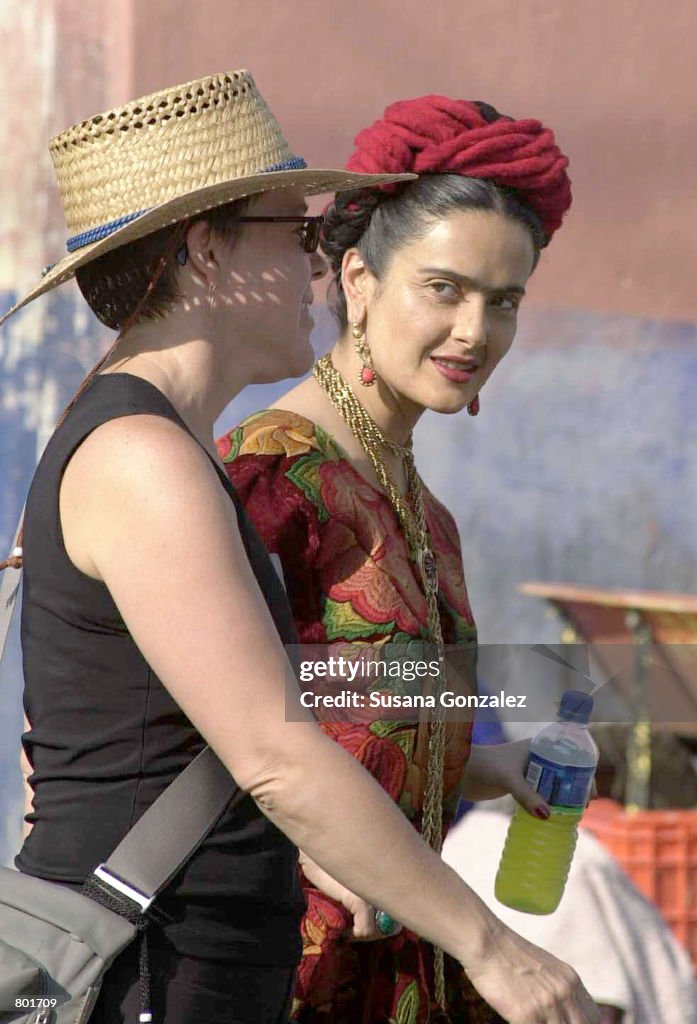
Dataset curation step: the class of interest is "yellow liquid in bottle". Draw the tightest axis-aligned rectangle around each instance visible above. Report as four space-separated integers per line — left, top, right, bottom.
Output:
494 804 583 914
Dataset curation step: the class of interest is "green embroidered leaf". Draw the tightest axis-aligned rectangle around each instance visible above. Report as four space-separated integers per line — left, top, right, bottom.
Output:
391 630 419 645
369 722 415 759
221 427 243 463
369 719 410 738
394 981 420 1024
314 423 344 461
322 596 395 641
285 453 330 523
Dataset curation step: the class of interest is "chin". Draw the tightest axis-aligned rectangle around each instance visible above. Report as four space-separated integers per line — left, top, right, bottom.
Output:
430 398 470 416
285 336 315 378
253 333 313 384
420 387 470 416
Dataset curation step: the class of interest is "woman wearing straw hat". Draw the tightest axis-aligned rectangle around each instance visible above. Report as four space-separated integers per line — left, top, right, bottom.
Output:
1 75 598 1024
219 95 590 1024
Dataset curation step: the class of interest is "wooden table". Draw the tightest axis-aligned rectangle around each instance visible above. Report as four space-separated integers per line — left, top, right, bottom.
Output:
519 582 697 809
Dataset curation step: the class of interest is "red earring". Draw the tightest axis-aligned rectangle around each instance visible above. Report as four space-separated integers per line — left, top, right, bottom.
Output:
351 321 376 386
467 394 480 416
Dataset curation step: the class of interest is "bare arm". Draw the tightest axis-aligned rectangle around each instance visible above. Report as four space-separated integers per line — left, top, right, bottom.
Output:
60 416 599 1024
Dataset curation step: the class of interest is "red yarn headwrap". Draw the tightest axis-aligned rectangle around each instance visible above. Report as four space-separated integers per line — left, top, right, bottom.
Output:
345 96 572 240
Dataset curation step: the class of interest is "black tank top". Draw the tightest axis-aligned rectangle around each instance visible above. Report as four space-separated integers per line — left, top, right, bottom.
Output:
17 373 304 965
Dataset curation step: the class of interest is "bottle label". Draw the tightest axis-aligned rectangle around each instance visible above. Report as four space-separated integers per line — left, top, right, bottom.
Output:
526 753 595 809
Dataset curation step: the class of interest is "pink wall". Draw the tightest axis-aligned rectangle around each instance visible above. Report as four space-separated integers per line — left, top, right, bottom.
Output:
123 0 697 322
3 2 695 320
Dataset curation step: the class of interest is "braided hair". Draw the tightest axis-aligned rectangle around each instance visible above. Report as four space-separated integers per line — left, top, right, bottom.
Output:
321 98 570 328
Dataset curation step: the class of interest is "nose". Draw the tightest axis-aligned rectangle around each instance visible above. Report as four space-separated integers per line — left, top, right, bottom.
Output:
310 250 328 280
453 295 487 356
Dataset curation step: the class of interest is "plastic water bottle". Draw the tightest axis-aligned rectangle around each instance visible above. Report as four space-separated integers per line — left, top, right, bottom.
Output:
494 689 599 914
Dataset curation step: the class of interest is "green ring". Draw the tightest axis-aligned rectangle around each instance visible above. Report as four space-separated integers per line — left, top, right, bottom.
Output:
375 909 398 936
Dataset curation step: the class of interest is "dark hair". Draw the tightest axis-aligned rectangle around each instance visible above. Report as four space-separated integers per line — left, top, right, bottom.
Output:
75 197 249 330
321 174 547 329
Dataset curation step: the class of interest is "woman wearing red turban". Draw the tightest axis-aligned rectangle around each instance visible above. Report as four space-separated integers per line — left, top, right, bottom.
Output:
218 97 587 1023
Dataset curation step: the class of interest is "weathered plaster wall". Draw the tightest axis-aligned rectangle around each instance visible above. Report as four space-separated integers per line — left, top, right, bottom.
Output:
0 0 134 861
131 0 697 321
1 1 696 860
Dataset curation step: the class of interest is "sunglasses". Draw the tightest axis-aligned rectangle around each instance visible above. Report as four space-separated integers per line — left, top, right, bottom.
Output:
175 214 324 265
237 215 325 253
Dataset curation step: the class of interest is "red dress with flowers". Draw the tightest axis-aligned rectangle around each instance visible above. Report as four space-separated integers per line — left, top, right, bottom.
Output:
218 409 503 1024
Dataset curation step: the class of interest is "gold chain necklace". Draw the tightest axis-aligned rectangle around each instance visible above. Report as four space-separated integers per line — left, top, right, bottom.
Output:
313 353 449 1011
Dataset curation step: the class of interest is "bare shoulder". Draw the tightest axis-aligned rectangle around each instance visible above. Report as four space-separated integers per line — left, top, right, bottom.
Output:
269 375 388 488
60 414 228 578
68 412 209 472
269 376 327 423
269 376 356 455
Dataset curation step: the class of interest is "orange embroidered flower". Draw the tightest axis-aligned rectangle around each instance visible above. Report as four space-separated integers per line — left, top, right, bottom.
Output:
239 410 321 458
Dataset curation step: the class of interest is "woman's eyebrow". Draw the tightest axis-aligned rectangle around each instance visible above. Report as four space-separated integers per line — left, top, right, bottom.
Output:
420 266 526 296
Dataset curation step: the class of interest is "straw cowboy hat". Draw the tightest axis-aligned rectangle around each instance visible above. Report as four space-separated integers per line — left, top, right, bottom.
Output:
0 69 414 327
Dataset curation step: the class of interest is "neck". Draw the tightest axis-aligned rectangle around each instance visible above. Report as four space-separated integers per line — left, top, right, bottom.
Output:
100 313 248 455
329 338 424 445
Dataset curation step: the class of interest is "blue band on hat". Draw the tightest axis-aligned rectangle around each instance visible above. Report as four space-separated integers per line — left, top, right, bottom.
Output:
66 209 147 252
65 156 309 253
262 157 307 173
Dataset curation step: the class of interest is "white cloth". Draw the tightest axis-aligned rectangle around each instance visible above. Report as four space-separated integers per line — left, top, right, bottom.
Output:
442 809 697 1024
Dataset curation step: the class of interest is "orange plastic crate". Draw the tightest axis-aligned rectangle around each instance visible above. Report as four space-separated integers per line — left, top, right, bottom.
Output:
581 799 697 970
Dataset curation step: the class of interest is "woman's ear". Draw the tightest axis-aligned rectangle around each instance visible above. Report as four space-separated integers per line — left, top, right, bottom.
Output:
341 247 377 324
183 220 219 283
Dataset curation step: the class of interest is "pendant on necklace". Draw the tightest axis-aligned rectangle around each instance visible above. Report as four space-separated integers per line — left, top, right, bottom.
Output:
417 547 439 591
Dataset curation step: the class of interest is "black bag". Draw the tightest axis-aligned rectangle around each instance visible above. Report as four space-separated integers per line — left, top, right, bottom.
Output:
0 743 242 1024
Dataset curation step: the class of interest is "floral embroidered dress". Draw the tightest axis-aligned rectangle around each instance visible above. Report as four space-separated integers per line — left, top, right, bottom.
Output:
218 409 503 1024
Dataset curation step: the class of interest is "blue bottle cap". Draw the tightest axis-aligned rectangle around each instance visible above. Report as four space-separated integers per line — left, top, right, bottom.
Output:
559 689 593 723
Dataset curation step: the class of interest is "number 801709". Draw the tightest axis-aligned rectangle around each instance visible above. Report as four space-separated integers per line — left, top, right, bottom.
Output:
14 998 59 1008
